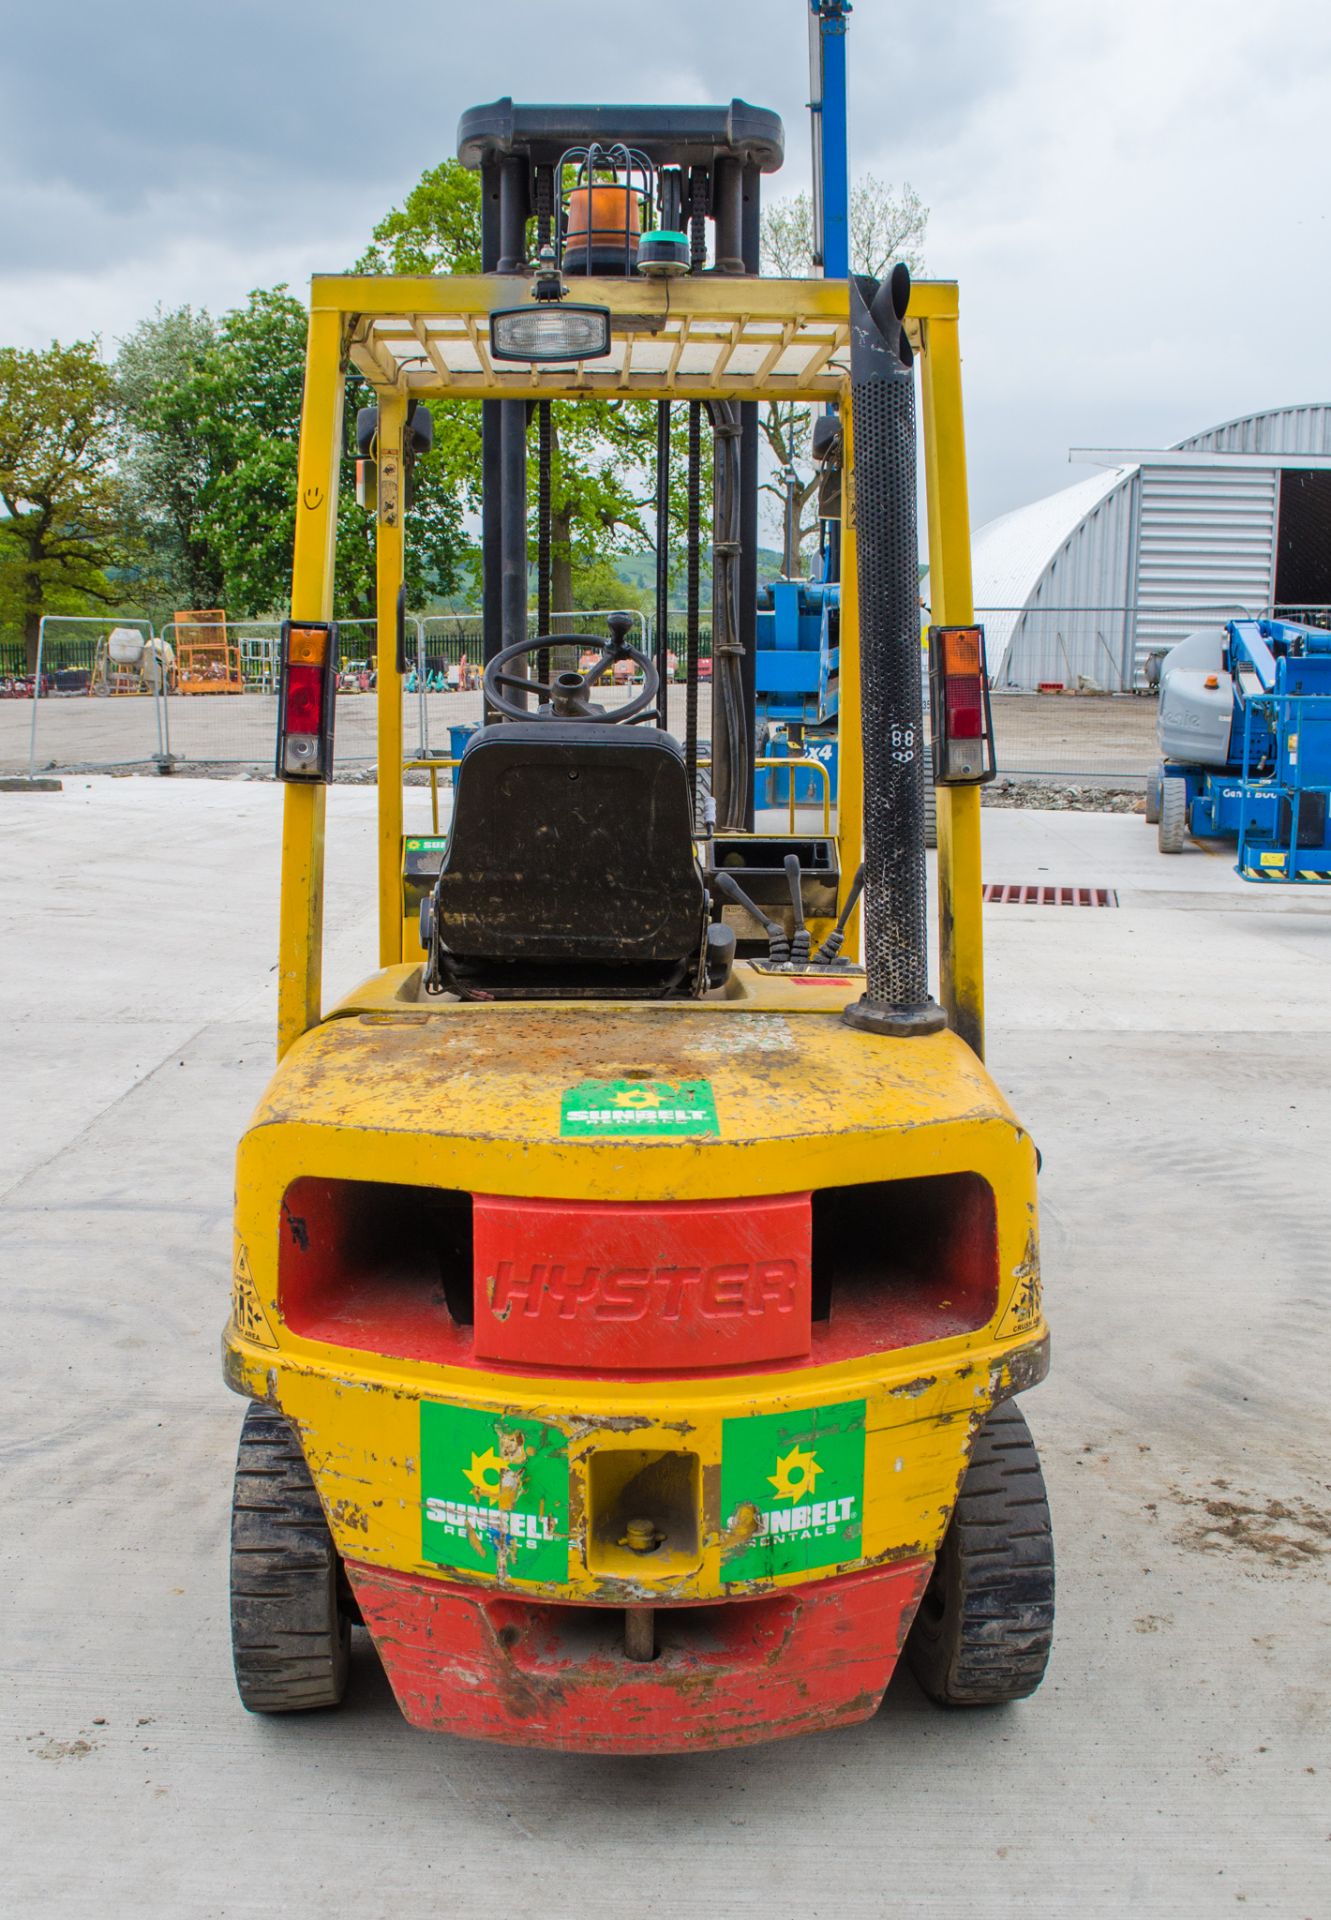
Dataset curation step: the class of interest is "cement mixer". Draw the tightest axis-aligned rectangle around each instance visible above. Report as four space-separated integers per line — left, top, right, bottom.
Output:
89 628 176 696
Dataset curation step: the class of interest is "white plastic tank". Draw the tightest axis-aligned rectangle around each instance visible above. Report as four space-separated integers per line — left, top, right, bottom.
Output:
108 627 144 666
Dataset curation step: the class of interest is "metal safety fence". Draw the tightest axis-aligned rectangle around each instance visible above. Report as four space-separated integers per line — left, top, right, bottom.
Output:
10 601 1326 784
7 608 677 778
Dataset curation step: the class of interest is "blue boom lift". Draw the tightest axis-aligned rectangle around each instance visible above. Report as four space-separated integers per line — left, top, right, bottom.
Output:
1150 617 1331 881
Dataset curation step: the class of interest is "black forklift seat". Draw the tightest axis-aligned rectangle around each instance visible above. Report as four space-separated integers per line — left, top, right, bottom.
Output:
432 721 706 995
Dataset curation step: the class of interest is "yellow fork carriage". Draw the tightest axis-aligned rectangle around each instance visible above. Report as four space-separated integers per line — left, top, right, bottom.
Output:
224 97 1053 1752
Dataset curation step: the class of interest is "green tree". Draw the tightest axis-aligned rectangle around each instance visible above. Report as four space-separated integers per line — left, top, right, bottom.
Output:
0 340 127 666
114 306 222 614
569 556 650 617
172 286 467 619
762 175 928 567
355 159 483 519
356 160 483 277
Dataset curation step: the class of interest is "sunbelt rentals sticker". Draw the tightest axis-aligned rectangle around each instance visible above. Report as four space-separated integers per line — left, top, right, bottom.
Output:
560 1078 719 1138
420 1402 568 1583
719 1398 866 1583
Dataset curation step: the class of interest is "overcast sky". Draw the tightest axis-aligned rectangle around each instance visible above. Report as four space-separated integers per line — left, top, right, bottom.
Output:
2 0 1327 526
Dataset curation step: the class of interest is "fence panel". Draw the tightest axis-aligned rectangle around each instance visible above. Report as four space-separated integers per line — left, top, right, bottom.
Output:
7 617 168 777
16 600 1321 784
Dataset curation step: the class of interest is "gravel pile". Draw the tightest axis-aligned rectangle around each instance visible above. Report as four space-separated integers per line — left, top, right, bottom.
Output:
981 779 1143 814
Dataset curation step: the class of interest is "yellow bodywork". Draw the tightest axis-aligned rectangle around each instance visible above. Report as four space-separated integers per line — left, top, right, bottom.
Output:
276 271 985 1059
225 972 1045 1604
228 265 1034 1627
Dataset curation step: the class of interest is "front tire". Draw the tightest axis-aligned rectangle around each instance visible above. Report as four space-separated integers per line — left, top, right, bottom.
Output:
230 1402 350 1713
1145 763 1163 825
906 1399 1055 1706
1157 775 1188 854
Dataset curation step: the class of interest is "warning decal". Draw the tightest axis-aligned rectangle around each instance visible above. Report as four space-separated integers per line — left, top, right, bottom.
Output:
232 1244 276 1347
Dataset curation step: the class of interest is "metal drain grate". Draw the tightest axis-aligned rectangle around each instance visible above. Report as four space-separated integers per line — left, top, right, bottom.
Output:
983 884 1119 907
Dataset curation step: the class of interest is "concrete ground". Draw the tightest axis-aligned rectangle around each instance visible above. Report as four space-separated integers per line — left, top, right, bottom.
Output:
2 778 1327 1919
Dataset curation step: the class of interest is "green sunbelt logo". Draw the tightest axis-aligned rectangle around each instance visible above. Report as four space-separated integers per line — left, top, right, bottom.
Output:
560 1078 719 1138
420 1402 568 1583
720 1399 866 1584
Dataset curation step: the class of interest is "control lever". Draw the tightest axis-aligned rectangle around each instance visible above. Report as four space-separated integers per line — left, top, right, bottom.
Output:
812 864 865 965
713 870 790 965
606 609 636 659
784 854 811 966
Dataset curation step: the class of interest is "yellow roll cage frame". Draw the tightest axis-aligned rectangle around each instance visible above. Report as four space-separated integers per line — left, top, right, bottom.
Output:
280 272 984 1059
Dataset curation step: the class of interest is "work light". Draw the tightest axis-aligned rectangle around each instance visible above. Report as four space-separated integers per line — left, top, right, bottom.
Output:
489 304 612 363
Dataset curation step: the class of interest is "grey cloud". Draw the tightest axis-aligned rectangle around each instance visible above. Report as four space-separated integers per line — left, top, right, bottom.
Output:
0 1 1012 271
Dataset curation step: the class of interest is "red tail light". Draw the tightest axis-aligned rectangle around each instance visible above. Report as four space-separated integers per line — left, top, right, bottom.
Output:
929 625 995 784
276 620 338 781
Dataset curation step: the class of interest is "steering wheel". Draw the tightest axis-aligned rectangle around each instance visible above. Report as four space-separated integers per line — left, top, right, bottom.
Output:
482 612 659 724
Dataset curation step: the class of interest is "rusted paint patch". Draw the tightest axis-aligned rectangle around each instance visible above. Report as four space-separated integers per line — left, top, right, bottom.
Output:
328 1498 371 1534
889 1374 938 1400
990 1334 1050 1403
718 1500 764 1560
280 1197 309 1251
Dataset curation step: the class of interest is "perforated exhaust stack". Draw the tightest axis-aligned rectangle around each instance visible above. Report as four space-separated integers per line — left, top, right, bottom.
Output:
842 267 945 1039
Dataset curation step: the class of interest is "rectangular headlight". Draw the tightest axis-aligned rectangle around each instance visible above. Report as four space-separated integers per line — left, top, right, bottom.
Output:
489 304 612 363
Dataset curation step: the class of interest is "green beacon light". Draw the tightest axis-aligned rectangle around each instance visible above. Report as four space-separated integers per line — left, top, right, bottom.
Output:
636 229 691 278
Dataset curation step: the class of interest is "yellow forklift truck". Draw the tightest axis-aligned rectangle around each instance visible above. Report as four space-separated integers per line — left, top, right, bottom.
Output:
224 99 1053 1751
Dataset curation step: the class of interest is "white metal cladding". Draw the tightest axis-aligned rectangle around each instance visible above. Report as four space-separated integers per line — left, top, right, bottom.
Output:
1129 463 1278 678
995 471 1139 688
1175 404 1331 457
936 466 1132 684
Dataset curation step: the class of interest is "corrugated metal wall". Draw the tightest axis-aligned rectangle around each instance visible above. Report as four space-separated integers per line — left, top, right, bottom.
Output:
1176 404 1331 457
1129 464 1279 679
997 473 1137 688
981 406 1330 690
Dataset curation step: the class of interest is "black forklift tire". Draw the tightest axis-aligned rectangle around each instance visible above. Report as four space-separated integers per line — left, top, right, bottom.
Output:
1157 775 1188 854
1145 763 1163 825
905 1399 1054 1707
230 1402 350 1713
924 784 938 850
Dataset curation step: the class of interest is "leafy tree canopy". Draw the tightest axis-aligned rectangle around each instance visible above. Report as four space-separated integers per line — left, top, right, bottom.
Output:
115 305 223 614
120 287 467 621
356 159 483 277
0 339 126 662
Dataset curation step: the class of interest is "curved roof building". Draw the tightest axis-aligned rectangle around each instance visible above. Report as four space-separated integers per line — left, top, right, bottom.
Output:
960 404 1331 689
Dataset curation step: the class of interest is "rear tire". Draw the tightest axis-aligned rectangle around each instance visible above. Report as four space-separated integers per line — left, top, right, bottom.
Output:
1145 763 1163 824
230 1402 350 1713
1157 775 1188 854
906 1399 1054 1707
924 784 938 850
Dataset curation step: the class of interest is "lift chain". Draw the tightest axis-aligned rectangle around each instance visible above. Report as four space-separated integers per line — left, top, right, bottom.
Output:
535 166 556 681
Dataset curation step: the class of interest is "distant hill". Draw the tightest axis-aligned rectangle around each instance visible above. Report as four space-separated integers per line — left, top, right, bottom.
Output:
428 545 790 614
612 547 785 596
